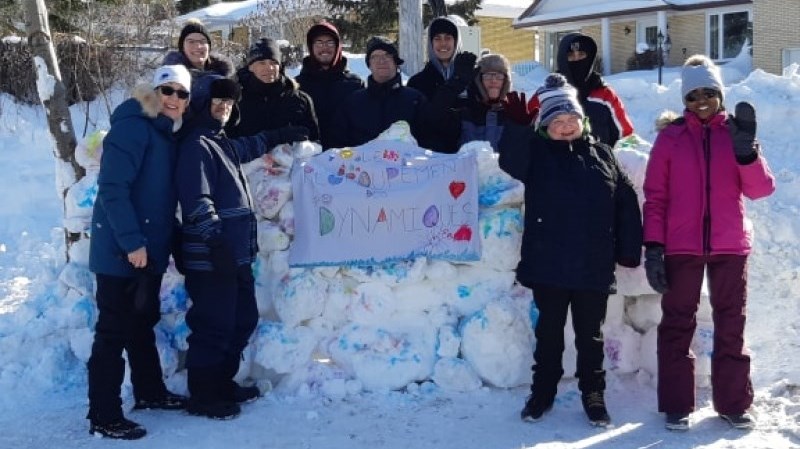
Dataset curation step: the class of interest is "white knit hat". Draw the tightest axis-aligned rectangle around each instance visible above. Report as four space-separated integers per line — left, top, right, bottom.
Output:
152 65 192 93
681 55 724 102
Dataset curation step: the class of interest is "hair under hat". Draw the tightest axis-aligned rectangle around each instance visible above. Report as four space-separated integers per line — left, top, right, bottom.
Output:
681 54 724 102
365 36 404 67
152 64 192 94
247 37 282 66
178 19 211 55
535 73 585 129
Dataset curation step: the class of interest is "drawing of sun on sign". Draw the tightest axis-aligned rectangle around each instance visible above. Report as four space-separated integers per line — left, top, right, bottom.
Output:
290 139 481 267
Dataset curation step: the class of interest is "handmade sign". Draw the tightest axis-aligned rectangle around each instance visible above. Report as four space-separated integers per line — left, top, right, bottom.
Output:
289 139 480 266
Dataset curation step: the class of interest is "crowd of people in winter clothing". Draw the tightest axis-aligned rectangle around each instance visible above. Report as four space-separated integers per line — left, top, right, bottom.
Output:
85 16 775 440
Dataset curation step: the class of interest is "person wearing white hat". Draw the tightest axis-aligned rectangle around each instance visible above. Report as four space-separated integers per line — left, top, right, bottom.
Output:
86 64 193 440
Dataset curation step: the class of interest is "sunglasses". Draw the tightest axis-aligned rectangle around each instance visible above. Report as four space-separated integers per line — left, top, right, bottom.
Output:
156 85 190 100
684 89 718 102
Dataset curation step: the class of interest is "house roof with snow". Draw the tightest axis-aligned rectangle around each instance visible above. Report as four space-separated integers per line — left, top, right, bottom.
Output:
175 0 330 30
515 0 751 27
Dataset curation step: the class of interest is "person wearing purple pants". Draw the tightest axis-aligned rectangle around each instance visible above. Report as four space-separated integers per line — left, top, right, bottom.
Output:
643 54 775 431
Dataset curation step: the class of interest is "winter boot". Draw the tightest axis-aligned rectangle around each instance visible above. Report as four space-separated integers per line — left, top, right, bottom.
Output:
187 365 241 420
89 417 146 440
581 391 611 427
133 391 188 410
720 412 755 430
520 395 554 422
665 413 691 431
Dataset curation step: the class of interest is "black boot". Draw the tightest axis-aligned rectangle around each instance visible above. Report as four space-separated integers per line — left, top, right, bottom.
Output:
187 366 241 420
581 391 611 427
89 416 147 440
219 353 261 404
520 395 554 422
133 391 189 410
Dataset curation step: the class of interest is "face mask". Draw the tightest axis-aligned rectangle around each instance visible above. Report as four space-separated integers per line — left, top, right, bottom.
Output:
567 59 594 87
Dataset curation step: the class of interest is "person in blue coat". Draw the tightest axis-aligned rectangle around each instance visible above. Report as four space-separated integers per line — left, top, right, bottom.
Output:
87 65 192 440
499 74 642 428
176 76 307 420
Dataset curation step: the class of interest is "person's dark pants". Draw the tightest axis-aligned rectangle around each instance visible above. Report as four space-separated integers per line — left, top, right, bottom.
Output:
530 284 609 400
184 265 258 402
657 254 753 415
87 273 167 423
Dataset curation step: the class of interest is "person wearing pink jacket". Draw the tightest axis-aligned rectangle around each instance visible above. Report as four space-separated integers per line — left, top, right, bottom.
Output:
643 55 775 432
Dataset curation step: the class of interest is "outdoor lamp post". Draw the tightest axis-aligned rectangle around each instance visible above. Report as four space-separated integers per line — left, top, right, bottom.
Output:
657 31 664 85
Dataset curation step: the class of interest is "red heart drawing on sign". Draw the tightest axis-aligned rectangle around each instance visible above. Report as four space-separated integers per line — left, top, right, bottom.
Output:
449 181 466 199
453 225 472 241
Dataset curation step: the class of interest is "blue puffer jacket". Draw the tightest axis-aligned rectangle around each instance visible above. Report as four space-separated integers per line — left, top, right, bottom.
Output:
176 94 278 271
89 84 179 277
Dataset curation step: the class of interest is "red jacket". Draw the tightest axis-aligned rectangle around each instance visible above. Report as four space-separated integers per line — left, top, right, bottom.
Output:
643 110 775 255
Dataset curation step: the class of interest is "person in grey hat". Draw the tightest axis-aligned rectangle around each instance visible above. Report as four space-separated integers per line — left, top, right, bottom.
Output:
226 37 319 141
499 73 642 429
86 65 193 440
643 54 775 432
328 36 432 148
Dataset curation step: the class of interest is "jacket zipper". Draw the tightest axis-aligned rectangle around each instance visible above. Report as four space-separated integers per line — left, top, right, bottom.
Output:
702 125 712 255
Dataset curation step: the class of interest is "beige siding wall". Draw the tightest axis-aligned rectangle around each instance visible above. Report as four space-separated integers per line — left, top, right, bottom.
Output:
668 14 706 67
479 17 535 63
754 0 800 74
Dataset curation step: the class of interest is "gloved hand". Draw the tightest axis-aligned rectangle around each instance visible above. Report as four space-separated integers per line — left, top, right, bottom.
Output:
503 92 534 125
207 237 237 275
728 101 758 163
452 51 477 83
277 125 310 144
644 245 669 294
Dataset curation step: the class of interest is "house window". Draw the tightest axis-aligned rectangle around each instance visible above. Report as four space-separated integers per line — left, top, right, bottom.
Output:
708 10 751 60
644 26 658 50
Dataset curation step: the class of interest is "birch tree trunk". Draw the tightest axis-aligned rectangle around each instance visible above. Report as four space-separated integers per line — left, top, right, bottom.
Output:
399 0 424 76
23 0 84 251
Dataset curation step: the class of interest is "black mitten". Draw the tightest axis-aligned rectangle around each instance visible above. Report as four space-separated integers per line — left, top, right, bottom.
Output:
644 245 669 294
278 125 310 144
452 51 477 82
728 101 758 164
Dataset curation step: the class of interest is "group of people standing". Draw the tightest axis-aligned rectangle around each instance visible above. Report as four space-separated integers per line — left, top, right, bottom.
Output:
84 15 775 440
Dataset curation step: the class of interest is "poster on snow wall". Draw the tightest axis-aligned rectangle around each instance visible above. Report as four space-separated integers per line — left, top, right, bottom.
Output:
289 139 481 267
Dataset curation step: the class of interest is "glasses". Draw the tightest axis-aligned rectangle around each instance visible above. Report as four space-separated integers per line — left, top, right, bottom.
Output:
184 38 209 47
156 85 189 100
481 72 506 81
369 53 394 64
211 98 236 106
685 89 718 102
313 40 337 48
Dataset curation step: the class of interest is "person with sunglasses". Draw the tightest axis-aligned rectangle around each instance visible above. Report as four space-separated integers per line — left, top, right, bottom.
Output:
457 53 536 151
643 54 775 431
86 65 193 440
175 76 308 420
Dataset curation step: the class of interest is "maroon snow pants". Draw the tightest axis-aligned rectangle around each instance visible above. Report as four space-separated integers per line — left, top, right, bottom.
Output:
657 254 754 415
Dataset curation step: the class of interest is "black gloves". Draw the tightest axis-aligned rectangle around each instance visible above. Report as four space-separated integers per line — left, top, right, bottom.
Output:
728 101 758 164
207 237 237 275
503 92 534 126
452 51 477 83
278 125 310 145
644 245 668 294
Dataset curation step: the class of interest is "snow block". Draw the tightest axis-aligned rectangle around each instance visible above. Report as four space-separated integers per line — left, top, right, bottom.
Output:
432 357 482 392
252 321 318 375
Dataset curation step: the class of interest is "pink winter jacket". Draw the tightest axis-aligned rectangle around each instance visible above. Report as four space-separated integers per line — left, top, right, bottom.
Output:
643 109 775 255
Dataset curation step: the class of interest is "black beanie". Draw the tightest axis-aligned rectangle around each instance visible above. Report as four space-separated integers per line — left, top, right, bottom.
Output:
178 19 211 54
247 38 281 66
210 78 241 101
428 17 458 41
365 36 404 67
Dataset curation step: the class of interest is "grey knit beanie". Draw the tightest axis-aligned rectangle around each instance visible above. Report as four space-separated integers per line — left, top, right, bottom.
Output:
681 54 724 102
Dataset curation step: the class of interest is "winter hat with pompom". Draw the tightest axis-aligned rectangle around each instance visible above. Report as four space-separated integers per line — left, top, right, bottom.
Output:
535 73 585 129
681 54 724 103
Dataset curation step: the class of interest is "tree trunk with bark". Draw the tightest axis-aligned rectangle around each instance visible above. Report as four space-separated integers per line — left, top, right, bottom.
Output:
399 0 424 76
23 0 84 252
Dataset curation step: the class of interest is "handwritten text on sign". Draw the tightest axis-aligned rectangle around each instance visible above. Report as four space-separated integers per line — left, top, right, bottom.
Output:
289 140 480 266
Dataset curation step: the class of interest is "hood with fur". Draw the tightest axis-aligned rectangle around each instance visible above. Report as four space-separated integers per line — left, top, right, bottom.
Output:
163 50 234 78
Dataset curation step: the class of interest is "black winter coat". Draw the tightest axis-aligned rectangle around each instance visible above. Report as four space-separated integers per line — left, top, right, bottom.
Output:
295 56 364 149
498 127 642 293
328 73 429 149
226 69 320 141
176 112 276 272
407 61 468 153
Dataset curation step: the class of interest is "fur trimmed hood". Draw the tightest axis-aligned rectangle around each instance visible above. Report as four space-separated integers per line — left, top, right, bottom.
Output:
132 82 162 118
655 110 681 132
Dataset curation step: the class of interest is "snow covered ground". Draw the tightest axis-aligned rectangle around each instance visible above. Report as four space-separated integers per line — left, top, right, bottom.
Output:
1 52 800 448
